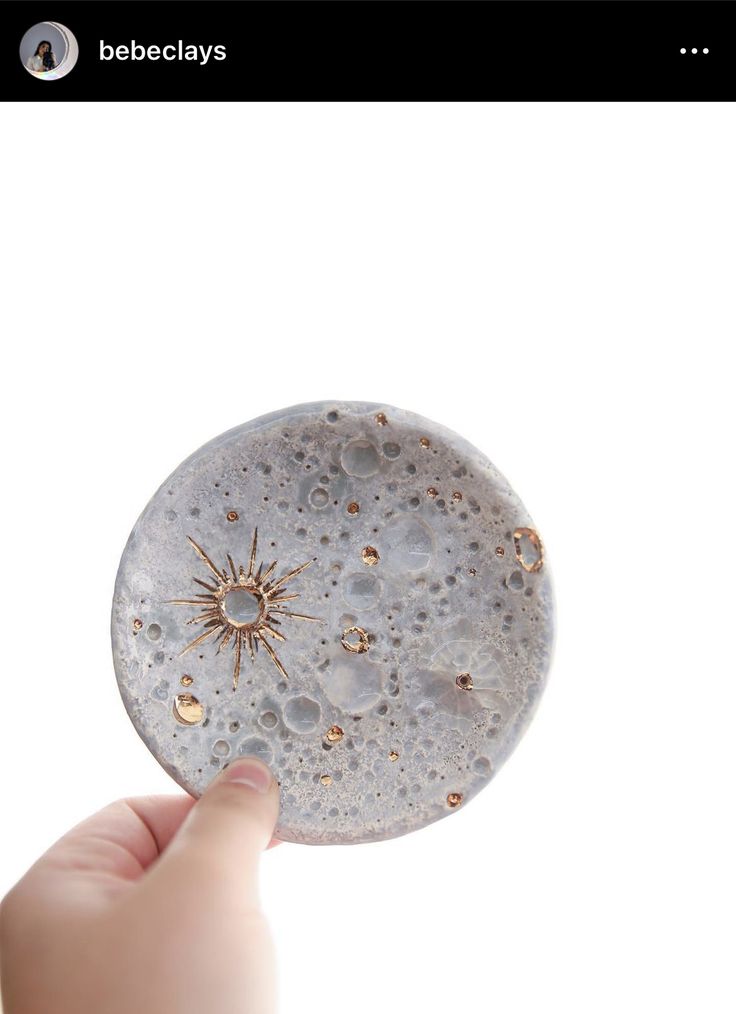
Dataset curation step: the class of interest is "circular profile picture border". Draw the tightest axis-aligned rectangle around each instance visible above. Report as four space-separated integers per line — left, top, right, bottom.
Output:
20 22 79 81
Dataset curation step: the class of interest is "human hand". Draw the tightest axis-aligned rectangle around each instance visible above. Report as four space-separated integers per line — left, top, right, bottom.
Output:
0 758 280 1014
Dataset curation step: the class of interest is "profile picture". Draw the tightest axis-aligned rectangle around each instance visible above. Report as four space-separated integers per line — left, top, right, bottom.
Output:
19 22 79 81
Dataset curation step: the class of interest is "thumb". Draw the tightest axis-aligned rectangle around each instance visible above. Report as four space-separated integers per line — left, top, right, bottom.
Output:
152 757 280 897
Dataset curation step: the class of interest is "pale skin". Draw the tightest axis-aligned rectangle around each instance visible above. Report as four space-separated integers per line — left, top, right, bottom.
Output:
0 758 280 1014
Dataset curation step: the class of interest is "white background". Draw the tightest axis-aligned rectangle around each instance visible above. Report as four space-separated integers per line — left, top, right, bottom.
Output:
0 103 734 1013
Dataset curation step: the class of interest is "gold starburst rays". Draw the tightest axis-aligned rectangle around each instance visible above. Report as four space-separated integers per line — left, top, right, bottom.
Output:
169 528 320 689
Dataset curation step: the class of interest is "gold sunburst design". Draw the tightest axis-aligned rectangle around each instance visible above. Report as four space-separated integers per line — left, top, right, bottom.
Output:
169 528 320 689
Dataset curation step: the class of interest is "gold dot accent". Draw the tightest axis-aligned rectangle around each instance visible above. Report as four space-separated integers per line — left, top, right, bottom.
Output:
446 792 463 808
419 436 431 449
173 693 204 726
452 491 463 502
375 412 388 426
320 774 333 786
495 546 505 557
341 625 369 654
361 545 380 566
226 510 239 522
388 751 399 762
133 618 143 631
347 501 360 516
456 672 473 691
468 567 477 577
180 674 194 687
513 527 544 572
426 487 438 498
325 725 344 743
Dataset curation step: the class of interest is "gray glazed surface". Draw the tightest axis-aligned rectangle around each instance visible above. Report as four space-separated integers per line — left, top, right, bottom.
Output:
111 401 554 844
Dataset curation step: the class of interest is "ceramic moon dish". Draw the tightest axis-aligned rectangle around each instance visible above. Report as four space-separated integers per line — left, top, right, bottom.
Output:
111 401 554 844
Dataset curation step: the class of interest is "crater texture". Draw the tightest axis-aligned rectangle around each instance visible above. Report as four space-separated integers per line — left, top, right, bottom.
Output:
111 401 554 844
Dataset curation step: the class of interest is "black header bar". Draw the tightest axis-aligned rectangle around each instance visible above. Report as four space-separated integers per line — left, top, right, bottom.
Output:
2 1 733 102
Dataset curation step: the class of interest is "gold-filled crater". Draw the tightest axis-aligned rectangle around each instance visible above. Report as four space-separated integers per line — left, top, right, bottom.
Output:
341 625 370 654
456 672 473 691
513 527 544 573
173 693 204 726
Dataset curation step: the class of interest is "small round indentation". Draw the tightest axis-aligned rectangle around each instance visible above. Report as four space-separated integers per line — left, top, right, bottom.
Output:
382 515 435 572
259 710 278 729
382 442 401 460
212 739 230 757
323 657 384 712
309 487 329 509
238 737 274 766
343 574 382 611
223 587 262 626
341 439 380 478
283 695 322 734
147 623 162 641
